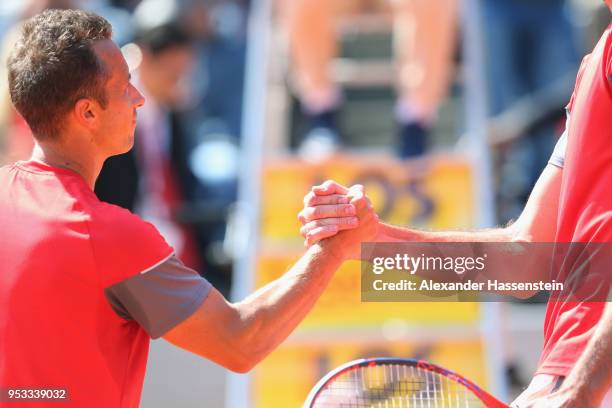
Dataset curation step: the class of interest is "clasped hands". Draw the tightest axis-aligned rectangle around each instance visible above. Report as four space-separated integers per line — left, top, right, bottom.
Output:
298 180 379 260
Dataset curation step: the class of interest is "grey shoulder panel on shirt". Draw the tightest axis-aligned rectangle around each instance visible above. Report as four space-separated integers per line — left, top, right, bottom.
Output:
104 255 212 339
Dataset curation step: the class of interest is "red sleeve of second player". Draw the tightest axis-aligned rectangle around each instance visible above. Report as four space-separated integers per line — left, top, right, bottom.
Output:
89 202 174 288
606 30 612 89
566 53 591 113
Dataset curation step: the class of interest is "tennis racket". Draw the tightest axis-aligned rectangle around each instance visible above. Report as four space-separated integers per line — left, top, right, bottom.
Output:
304 357 508 408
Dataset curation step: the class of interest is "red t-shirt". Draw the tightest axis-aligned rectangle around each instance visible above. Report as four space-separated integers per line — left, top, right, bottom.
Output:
0 160 173 407
537 23 612 376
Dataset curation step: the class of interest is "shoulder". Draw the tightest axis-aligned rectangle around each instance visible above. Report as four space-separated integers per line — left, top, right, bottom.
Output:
606 24 612 79
566 53 592 113
89 200 150 230
88 201 174 287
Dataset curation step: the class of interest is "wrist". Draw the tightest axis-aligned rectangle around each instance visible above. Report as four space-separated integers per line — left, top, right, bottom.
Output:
378 222 417 242
312 237 348 264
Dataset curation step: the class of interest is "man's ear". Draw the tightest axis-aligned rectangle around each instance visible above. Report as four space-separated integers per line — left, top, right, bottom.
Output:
73 98 99 129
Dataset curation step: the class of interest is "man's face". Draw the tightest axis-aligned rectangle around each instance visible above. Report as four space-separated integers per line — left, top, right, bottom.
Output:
91 40 145 156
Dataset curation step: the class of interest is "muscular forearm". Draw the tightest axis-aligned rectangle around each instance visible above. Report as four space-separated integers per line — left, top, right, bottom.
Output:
234 241 344 366
376 222 516 243
561 303 612 405
376 165 562 245
373 222 550 295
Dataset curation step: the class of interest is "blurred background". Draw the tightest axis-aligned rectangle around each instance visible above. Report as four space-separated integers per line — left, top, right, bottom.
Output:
0 0 610 407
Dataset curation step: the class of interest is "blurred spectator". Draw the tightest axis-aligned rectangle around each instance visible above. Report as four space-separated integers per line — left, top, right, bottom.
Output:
95 0 203 269
172 0 248 296
94 0 246 296
277 0 458 159
479 0 580 222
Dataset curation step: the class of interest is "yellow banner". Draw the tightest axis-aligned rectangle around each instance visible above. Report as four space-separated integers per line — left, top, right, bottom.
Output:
260 153 474 243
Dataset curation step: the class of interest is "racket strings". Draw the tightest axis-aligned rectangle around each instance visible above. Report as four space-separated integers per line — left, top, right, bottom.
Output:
312 363 486 407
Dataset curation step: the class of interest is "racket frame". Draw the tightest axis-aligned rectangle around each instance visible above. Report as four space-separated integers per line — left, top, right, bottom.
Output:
303 357 508 408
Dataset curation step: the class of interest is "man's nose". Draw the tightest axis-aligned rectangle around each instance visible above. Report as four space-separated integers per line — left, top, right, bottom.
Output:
132 85 145 108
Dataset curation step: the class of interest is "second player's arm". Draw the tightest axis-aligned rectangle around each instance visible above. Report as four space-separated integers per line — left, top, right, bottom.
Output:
527 302 612 407
377 163 562 244
300 164 563 289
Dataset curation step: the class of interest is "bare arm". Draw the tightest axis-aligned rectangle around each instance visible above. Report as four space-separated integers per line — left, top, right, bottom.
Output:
163 243 343 372
376 163 563 243
164 186 377 373
564 302 612 403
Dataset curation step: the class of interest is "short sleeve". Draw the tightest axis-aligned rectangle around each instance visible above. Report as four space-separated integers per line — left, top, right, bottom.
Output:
548 114 569 169
104 256 212 338
607 24 612 80
89 202 174 287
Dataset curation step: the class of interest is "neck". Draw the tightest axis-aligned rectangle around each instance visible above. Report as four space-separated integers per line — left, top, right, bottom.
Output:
31 141 103 189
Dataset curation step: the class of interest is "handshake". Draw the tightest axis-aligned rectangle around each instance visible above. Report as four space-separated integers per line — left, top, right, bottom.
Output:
298 180 380 260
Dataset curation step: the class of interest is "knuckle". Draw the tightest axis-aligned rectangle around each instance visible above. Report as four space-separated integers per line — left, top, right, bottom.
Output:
349 192 363 203
322 218 336 226
350 184 364 195
311 219 324 228
304 192 314 206
312 227 324 237
306 220 320 229
314 196 326 205
304 207 316 219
